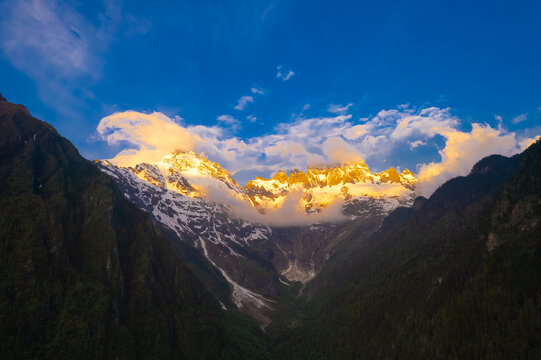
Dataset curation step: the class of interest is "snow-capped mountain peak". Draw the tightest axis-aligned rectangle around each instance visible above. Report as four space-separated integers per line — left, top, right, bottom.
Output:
96 153 418 320
106 151 252 204
244 161 417 212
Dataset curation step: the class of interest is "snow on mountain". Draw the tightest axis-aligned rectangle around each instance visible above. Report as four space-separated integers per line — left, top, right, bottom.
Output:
244 162 417 215
97 159 275 309
129 151 252 203
96 152 418 321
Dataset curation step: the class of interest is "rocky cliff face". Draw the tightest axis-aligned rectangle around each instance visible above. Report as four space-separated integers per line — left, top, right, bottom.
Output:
118 151 252 202
95 152 419 323
97 161 277 307
0 101 235 359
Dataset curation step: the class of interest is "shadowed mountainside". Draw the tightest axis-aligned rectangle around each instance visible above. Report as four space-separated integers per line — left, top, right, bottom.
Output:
272 140 541 359
0 99 269 359
1 95 539 359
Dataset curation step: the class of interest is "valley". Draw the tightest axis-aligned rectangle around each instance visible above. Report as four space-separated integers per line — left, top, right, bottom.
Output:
1 98 539 359
95 151 416 322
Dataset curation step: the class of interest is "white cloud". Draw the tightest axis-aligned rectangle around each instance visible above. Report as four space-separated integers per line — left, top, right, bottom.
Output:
247 115 257 123
0 0 149 117
98 106 539 198
234 95 254 110
494 114 503 126
328 103 353 114
204 186 348 227
389 107 459 140
1 0 98 78
217 114 241 130
512 113 527 124
409 140 426 149
276 65 294 81
251 87 265 95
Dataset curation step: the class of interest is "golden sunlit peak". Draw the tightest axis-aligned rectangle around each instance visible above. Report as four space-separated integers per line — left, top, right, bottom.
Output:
377 167 401 183
272 170 288 182
307 159 369 170
243 160 418 213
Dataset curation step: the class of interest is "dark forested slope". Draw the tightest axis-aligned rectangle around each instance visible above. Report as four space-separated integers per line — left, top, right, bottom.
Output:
2 95 539 359
0 100 267 359
276 141 541 359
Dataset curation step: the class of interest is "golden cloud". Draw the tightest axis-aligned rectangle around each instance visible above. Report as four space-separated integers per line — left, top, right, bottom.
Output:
416 124 527 196
97 111 202 167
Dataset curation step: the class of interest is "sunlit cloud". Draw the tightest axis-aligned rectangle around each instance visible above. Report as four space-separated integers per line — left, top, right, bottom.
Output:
416 124 526 196
321 136 364 164
276 65 294 81
519 135 541 150
205 186 348 227
97 106 539 197
96 111 201 167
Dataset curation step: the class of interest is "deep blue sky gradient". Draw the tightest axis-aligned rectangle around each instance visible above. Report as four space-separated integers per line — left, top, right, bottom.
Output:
1 0 540 173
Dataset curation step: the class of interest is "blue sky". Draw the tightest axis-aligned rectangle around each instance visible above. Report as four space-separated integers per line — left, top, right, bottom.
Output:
1 0 540 190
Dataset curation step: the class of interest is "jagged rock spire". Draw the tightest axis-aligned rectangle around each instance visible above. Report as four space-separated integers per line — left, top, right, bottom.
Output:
0 93 6 104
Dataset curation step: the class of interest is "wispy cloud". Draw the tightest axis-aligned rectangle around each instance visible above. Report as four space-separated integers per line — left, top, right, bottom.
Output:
512 113 528 124
494 115 503 128
1 0 100 78
328 103 353 114
251 87 265 95
234 86 265 111
217 114 241 130
0 0 149 117
234 95 254 110
97 106 538 197
276 65 294 81
409 140 426 149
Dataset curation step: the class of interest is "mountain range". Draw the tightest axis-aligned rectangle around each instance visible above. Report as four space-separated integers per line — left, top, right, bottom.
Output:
1 96 539 359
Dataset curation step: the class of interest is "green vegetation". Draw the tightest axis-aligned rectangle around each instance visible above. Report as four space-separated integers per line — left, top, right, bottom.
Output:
271 142 541 359
0 102 270 359
1 99 540 359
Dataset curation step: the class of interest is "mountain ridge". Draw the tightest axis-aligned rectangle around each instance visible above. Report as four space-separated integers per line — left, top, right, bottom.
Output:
95 151 415 323
102 150 417 215
1 95 540 359
273 139 541 359
0 99 269 359
245 161 416 212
